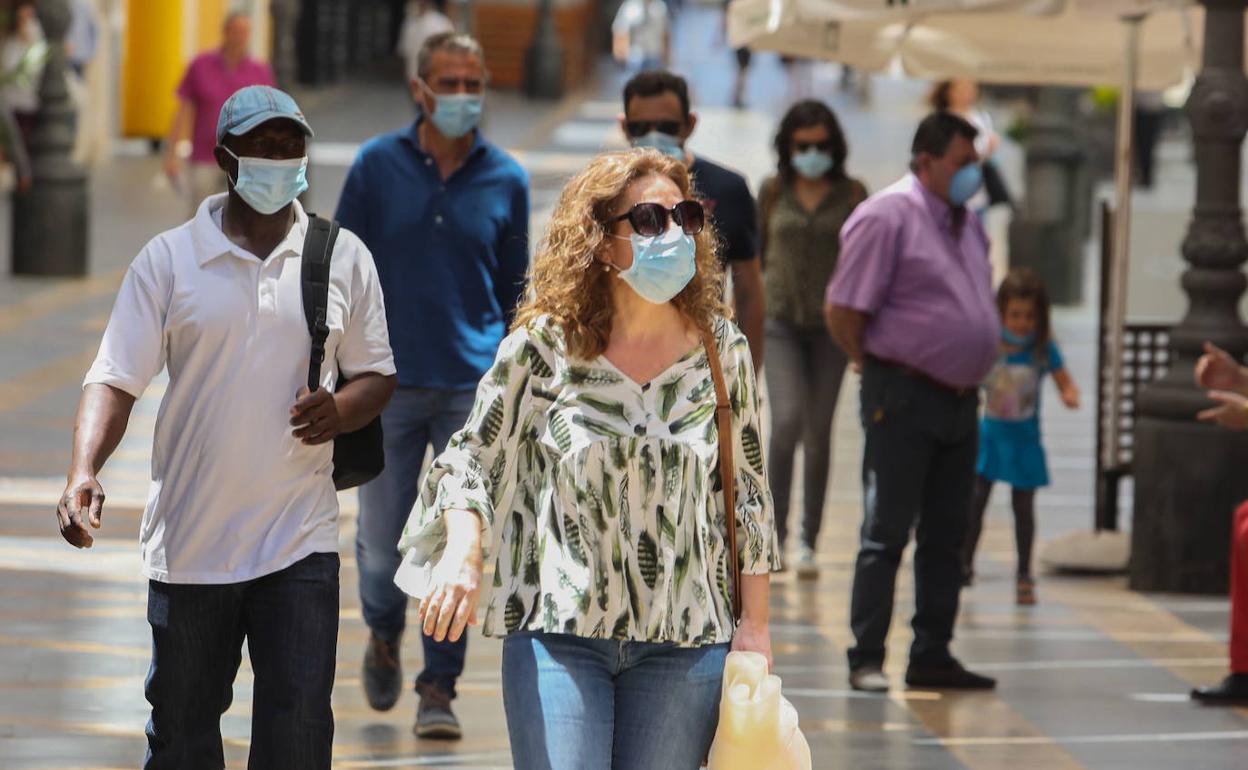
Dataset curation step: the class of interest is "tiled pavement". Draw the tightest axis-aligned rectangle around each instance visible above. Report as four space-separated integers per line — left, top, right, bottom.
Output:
1 4 1247 768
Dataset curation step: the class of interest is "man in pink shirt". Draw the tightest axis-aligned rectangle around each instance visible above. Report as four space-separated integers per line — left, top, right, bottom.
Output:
825 112 1000 694
163 12 275 215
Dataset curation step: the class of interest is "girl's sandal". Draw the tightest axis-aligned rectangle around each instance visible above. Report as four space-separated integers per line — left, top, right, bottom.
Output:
1016 578 1036 606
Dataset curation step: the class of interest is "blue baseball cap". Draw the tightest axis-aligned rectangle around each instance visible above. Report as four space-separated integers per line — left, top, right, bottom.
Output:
215 85 314 145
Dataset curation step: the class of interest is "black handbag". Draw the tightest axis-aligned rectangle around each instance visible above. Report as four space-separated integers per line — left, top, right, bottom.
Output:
301 215 385 490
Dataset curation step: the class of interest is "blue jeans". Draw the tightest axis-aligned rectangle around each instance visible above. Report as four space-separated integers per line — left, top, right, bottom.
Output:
144 552 340 770
356 386 476 697
501 632 729 770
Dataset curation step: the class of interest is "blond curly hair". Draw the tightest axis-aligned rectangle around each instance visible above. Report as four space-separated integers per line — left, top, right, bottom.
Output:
513 149 729 360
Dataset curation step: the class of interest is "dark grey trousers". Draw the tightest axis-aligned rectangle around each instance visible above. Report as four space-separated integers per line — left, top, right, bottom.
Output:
764 319 850 550
847 358 980 670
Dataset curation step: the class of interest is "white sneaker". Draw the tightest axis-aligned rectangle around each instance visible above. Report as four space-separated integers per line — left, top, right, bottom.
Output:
795 544 819 580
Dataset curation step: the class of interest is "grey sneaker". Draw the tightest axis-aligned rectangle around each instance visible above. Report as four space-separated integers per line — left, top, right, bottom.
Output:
362 632 402 712
415 681 462 740
795 544 819 580
849 665 890 693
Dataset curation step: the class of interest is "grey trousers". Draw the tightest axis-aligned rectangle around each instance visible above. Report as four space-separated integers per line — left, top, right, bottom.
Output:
763 318 849 550
847 358 980 671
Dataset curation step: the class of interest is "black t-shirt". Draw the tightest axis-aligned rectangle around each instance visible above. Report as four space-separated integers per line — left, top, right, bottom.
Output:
690 156 758 265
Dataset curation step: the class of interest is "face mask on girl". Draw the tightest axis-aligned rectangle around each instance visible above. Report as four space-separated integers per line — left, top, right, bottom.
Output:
609 226 697 304
1001 327 1036 348
222 147 309 215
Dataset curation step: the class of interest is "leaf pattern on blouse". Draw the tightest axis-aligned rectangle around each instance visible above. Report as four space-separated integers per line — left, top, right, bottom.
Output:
397 314 782 646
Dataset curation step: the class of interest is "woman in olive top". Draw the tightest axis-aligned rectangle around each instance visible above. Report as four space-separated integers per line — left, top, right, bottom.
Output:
396 149 781 769
760 100 866 578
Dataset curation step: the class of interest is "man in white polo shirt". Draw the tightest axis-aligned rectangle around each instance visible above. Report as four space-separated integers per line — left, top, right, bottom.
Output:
54 86 397 770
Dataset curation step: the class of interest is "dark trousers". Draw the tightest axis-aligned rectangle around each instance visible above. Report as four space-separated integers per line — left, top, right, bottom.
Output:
847 359 979 671
764 318 849 549
1133 107 1164 189
963 476 1037 580
144 552 340 770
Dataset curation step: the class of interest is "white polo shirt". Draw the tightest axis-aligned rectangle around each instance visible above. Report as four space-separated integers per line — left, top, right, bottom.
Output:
85 195 396 584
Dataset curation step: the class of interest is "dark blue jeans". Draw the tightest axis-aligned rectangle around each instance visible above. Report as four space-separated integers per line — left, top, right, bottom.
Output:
143 552 340 770
356 386 476 697
847 359 979 671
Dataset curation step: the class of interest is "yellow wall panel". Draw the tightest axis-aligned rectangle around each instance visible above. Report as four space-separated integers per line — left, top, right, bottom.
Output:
121 0 184 138
196 0 228 54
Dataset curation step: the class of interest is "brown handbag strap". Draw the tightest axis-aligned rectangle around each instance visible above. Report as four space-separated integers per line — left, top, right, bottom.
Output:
700 325 742 621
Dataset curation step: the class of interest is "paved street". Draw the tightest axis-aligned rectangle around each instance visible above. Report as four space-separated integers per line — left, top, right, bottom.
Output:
1 4 1246 768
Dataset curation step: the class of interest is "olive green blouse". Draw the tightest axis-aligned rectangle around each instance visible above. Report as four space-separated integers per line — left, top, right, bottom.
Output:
760 176 867 329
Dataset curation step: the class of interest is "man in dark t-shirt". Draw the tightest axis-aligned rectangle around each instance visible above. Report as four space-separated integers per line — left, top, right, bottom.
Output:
620 70 765 370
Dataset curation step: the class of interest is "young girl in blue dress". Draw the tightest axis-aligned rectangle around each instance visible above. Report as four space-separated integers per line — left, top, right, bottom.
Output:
962 268 1080 605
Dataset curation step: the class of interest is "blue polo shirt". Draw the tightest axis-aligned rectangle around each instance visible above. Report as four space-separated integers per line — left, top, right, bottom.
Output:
335 122 530 389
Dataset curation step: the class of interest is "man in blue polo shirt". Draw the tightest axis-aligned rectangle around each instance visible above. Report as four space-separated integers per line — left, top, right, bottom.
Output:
335 32 529 740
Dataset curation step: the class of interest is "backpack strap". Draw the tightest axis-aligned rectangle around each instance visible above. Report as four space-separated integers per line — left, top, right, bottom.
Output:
700 323 742 621
301 214 340 393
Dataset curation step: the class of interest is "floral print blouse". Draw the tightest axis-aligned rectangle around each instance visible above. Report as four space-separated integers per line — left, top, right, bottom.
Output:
397 314 781 647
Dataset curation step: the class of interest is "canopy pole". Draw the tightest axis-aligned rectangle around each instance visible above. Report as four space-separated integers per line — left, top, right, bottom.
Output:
1101 14 1143 489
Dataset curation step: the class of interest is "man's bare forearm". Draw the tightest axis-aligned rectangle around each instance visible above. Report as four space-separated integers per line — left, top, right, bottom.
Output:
70 384 136 479
825 304 868 365
334 372 396 432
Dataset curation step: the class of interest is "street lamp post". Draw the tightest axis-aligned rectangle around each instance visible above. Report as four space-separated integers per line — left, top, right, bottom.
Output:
1131 0 1248 594
12 0 88 276
525 0 564 100
1008 87 1087 305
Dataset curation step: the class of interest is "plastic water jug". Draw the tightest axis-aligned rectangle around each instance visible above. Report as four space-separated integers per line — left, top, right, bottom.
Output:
706 651 812 770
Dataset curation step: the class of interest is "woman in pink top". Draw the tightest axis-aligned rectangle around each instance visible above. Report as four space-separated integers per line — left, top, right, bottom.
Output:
163 12 275 216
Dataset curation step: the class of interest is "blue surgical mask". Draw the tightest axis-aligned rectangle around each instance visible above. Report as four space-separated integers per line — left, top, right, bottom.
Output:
1002 327 1036 348
792 149 834 180
612 226 697 304
631 131 686 162
949 162 983 206
430 94 483 139
223 147 308 215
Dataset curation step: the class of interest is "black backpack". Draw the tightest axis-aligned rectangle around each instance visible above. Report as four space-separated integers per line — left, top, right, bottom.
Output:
301 215 385 490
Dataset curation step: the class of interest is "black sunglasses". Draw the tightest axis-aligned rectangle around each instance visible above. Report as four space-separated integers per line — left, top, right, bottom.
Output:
609 200 705 238
794 140 833 153
625 120 682 138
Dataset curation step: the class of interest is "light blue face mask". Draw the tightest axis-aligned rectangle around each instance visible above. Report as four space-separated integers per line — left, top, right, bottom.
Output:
612 226 697 304
430 94 483 139
792 149 834 180
949 162 983 206
1002 327 1036 348
631 130 686 162
223 147 308 215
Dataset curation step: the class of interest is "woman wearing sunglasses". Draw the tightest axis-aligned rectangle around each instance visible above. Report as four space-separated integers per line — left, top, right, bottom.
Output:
759 99 866 579
395 149 780 769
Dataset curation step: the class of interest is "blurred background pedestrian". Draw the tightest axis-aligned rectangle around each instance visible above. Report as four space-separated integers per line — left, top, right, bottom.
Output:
758 99 866 578
613 0 670 72
163 11 275 216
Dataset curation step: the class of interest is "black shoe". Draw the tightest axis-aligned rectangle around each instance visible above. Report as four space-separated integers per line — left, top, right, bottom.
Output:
362 631 402 712
906 659 997 690
415 681 463 740
1191 674 1248 705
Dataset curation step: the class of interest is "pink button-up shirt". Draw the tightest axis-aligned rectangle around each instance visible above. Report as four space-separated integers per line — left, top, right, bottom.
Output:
177 50 276 164
826 174 999 389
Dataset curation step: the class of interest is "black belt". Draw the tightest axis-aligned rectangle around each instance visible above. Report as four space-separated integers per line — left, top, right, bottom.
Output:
869 356 977 399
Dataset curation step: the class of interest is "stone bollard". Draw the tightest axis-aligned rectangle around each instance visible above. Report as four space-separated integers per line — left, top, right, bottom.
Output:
12 0 89 277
